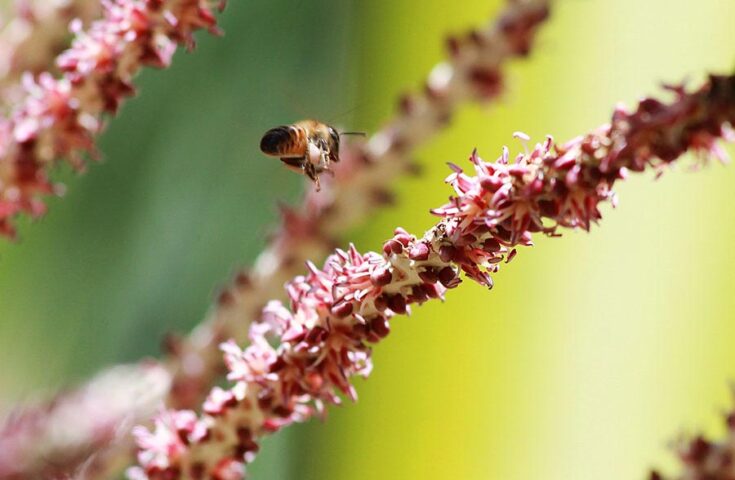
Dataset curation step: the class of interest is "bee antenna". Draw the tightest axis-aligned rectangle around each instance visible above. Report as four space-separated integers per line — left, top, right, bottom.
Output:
339 131 367 136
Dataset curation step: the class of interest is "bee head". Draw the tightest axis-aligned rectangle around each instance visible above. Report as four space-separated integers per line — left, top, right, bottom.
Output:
327 126 340 153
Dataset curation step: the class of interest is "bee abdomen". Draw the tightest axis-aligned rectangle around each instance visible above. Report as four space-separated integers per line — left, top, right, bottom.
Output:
260 125 305 157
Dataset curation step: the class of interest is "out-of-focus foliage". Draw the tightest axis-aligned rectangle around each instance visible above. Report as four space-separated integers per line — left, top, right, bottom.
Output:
1 1 734 479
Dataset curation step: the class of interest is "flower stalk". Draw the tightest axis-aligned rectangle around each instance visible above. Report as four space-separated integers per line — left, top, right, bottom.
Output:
132 74 735 480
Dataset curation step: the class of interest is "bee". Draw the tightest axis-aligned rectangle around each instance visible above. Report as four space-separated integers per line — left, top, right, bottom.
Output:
260 119 364 191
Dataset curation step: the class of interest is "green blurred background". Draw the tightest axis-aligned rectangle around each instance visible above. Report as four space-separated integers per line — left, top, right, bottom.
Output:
1 0 735 478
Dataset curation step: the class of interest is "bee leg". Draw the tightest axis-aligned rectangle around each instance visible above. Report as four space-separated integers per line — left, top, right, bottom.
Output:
315 152 335 178
303 161 322 192
321 149 338 175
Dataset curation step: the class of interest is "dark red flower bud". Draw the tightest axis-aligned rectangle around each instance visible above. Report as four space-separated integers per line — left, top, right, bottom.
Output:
438 266 459 288
370 267 393 286
330 300 353 318
409 242 431 261
418 268 439 283
387 295 407 314
369 316 390 339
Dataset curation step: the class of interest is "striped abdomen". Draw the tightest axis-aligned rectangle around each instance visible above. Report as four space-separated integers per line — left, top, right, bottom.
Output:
259 125 308 158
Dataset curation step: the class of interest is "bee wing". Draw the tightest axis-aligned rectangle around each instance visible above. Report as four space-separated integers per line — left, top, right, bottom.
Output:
280 157 305 173
279 157 303 167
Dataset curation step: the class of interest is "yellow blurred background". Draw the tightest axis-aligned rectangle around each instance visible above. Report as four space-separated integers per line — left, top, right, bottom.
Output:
1 1 734 479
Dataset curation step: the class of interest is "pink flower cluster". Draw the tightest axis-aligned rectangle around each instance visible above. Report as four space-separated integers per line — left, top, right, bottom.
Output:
132 75 735 479
0 0 224 238
131 236 457 480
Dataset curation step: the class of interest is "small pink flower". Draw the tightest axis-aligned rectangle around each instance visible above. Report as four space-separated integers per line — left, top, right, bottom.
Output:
132 409 203 473
221 339 278 384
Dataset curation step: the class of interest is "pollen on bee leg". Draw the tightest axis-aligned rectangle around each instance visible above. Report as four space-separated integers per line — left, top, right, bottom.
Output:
302 142 331 190
303 162 322 192
307 142 322 166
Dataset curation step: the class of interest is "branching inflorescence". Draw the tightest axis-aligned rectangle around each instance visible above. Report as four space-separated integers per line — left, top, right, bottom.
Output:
0 2 553 478
131 75 735 480
0 0 225 238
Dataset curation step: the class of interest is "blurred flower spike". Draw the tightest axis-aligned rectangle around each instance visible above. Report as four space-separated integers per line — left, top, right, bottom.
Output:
0 0 226 238
131 74 735 479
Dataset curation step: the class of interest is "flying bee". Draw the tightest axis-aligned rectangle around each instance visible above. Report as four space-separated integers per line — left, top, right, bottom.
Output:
260 119 364 191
